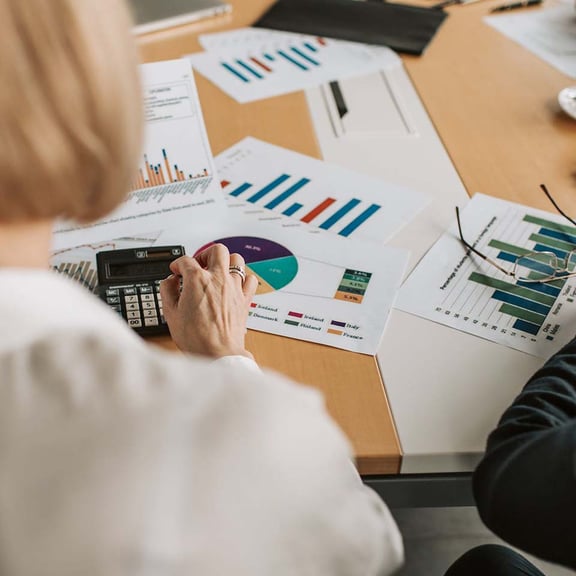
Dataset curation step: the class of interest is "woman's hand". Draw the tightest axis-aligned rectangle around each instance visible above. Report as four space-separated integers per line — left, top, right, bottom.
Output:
159 244 258 359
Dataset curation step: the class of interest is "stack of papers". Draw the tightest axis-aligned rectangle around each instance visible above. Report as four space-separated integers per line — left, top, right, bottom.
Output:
52 58 431 355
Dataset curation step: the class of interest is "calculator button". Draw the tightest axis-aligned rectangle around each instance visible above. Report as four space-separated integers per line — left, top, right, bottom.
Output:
123 288 137 296
142 301 155 310
160 315 166 324
156 293 162 302
126 303 140 311
141 294 154 302
143 309 157 318
144 317 159 327
139 286 153 294
111 305 122 314
106 297 120 305
128 318 142 328
106 289 120 297
124 295 138 304
127 311 141 319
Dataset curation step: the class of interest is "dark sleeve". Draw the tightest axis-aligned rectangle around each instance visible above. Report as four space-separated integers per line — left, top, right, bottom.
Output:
473 337 576 570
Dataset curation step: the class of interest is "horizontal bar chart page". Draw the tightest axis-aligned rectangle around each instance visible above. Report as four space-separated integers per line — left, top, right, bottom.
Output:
216 137 429 244
54 59 225 250
395 194 576 358
187 27 401 103
159 219 409 354
50 232 164 293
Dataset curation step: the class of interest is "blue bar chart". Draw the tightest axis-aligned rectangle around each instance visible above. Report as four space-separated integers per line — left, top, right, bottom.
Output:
218 37 326 83
222 173 381 237
395 194 576 358
188 31 401 104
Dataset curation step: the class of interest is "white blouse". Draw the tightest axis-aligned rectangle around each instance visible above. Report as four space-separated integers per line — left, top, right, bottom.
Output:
0 269 403 576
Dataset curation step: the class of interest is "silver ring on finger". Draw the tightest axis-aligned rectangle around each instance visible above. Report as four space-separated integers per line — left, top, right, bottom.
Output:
229 265 246 284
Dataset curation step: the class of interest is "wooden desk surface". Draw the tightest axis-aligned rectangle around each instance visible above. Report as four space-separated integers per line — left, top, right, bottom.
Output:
140 0 576 475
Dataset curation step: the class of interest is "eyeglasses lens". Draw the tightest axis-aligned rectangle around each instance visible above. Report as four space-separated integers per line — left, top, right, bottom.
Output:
515 252 558 282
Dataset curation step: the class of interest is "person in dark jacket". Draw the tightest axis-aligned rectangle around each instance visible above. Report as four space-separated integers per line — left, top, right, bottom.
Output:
445 336 576 575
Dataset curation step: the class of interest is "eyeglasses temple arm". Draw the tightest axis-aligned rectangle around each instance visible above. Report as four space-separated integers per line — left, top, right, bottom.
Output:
455 207 514 277
540 184 576 227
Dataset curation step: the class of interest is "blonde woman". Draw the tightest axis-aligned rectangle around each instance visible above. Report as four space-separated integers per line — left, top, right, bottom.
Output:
0 1 403 575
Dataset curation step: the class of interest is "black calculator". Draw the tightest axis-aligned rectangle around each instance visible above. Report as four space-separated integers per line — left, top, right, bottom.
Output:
96 245 185 336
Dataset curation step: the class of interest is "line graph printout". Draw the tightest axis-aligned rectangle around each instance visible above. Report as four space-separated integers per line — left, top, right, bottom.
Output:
53 59 224 251
395 194 576 357
159 218 409 354
216 137 428 243
187 27 401 103
51 233 163 293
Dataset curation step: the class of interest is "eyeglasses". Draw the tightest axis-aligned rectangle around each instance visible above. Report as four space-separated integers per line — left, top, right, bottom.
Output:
456 184 576 284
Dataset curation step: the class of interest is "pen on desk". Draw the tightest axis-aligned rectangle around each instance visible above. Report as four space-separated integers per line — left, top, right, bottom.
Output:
490 0 542 12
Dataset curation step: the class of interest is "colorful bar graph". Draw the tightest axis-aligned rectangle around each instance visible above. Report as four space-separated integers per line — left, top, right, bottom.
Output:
468 271 556 336
247 174 290 203
264 178 310 209
221 171 380 237
320 199 361 230
132 149 209 191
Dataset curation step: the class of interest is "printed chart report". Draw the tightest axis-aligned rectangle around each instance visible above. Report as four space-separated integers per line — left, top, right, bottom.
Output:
396 194 576 358
188 27 401 103
160 218 409 354
216 137 428 243
51 233 163 293
53 59 223 251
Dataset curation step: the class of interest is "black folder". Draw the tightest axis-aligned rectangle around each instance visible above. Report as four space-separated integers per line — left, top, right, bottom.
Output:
254 0 447 56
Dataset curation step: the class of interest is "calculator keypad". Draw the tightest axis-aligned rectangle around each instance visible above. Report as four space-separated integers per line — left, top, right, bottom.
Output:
102 281 168 335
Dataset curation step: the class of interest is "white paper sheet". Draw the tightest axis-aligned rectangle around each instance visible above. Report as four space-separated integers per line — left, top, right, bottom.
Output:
396 193 576 357
160 216 408 354
53 59 225 250
485 3 576 78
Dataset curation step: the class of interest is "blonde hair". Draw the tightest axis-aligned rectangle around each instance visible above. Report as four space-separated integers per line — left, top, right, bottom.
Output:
0 0 142 223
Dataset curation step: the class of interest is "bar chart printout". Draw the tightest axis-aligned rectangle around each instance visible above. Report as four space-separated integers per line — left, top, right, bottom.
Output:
54 60 224 250
217 137 428 244
395 194 576 358
51 233 163 293
188 28 401 103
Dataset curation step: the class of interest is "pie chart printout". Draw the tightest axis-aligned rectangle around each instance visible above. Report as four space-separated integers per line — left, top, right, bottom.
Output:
194 236 298 294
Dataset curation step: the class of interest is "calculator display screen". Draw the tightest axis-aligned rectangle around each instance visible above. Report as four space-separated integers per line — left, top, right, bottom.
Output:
108 260 171 279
